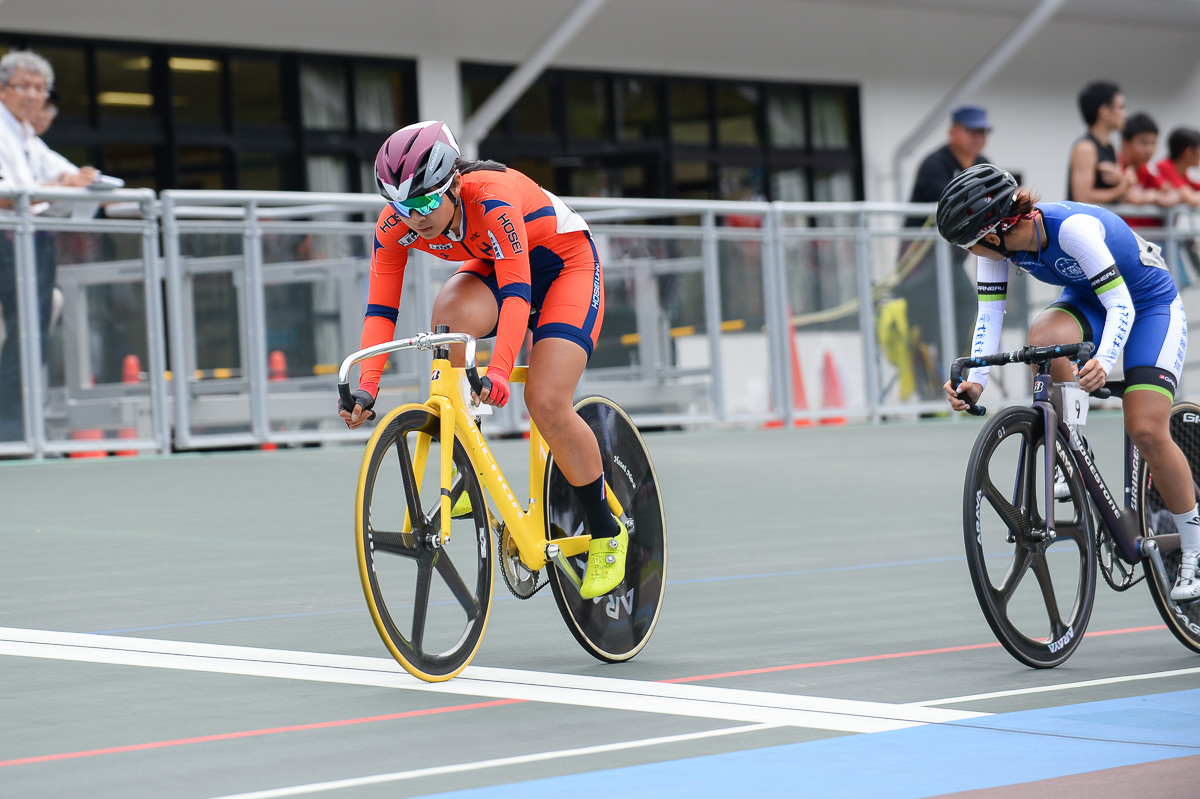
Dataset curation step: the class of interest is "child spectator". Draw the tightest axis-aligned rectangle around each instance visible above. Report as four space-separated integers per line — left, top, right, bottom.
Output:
1155 127 1200 206
1118 112 1179 230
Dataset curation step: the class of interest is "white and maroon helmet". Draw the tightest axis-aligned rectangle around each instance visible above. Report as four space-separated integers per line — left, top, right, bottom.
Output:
374 120 461 202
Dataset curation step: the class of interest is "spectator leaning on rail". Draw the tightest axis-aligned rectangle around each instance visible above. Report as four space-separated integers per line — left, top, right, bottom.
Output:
937 164 1200 603
0 50 99 442
1156 127 1200 206
1117 112 1180 232
1068 81 1135 204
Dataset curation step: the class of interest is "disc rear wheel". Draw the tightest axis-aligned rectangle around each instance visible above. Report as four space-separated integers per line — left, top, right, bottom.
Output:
545 396 667 663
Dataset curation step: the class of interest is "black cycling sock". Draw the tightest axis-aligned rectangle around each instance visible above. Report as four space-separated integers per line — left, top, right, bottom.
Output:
573 474 619 539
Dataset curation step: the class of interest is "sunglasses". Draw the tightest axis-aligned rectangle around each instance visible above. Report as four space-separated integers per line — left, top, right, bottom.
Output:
389 181 452 218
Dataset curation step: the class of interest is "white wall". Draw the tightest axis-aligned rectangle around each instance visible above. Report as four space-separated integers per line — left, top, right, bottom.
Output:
4 0 1199 201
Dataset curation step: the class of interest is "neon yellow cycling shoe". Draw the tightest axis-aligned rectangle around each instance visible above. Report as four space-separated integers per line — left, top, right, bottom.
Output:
449 467 473 519
579 516 628 599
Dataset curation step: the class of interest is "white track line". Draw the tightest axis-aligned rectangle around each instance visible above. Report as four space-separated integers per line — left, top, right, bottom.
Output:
912 665 1200 706
0 627 981 733
200 723 783 799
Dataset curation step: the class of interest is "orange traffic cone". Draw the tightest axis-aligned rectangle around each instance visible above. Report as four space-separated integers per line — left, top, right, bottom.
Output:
820 350 847 425
261 350 287 450
116 354 141 457
70 373 106 458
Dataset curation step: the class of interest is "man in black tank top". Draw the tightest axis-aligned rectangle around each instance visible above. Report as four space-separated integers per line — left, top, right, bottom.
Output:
1068 81 1134 203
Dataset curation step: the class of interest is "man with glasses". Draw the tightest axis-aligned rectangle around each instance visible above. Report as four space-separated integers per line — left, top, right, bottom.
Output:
0 50 98 442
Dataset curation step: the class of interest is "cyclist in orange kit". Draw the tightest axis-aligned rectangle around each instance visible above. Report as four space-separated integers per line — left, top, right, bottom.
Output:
337 120 626 599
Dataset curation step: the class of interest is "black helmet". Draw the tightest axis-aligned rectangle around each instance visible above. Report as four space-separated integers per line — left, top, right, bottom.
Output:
936 164 1019 248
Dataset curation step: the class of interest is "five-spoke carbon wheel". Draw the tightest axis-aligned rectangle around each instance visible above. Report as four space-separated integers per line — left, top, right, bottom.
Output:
355 407 493 682
545 396 667 663
963 406 1096 668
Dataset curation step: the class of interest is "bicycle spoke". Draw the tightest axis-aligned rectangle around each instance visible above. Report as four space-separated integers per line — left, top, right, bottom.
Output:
994 544 1035 600
1029 549 1066 635
1051 520 1087 546
981 476 1031 541
435 552 482 618
370 530 422 558
394 435 426 532
410 557 434 652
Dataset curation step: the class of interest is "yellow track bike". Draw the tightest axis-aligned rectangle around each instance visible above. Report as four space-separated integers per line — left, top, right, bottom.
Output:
337 328 667 682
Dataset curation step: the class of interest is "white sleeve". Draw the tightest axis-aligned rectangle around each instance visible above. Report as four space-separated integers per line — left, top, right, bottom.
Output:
1058 214 1135 374
965 257 1011 389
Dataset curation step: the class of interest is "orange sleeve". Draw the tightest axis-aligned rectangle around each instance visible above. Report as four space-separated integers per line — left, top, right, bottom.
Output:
480 204 532 380
358 226 410 395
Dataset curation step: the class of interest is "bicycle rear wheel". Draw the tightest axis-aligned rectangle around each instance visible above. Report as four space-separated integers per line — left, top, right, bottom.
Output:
355 407 493 682
545 396 667 663
1139 400 1200 654
963 405 1097 667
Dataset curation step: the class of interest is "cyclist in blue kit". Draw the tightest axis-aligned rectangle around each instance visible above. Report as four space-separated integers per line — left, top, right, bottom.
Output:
936 164 1200 602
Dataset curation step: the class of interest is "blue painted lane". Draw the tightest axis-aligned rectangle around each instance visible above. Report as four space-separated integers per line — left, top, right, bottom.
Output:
417 689 1200 799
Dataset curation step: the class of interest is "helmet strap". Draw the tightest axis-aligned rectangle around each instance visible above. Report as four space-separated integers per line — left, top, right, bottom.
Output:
441 190 463 240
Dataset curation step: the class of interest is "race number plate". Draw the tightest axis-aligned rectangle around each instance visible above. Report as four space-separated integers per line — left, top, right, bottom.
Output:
1060 385 1089 426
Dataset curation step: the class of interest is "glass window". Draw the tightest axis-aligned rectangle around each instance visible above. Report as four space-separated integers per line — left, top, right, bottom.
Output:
509 158 554 189
617 77 660 142
300 63 348 130
171 55 223 125
178 146 230 190
102 143 157 190
39 45 89 122
240 151 295 191
512 76 555 138
771 168 809 202
354 64 402 132
97 49 156 122
767 86 806 149
566 76 607 140
669 81 709 146
462 67 505 121
673 160 712 199
231 57 285 126
813 168 854 202
716 83 759 147
306 154 349 193
811 90 850 149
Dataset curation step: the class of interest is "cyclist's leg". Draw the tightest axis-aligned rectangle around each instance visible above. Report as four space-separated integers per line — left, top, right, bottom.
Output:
1120 297 1200 598
431 261 501 362
525 246 627 598
1026 291 1094 382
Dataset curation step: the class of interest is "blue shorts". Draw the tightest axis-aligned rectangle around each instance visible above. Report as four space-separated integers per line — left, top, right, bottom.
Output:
1050 288 1187 398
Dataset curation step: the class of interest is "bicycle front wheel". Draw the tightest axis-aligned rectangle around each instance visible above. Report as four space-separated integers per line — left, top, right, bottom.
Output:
963 405 1097 668
545 396 667 663
355 406 493 682
1139 400 1200 654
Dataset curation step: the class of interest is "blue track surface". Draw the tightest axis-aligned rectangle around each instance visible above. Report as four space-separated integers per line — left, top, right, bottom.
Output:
420 690 1200 799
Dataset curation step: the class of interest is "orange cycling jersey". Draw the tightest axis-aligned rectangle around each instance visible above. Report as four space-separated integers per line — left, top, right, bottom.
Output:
359 167 598 394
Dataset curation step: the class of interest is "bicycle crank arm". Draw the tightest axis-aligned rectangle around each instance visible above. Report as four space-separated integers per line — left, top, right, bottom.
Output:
545 542 584 591
1140 538 1176 602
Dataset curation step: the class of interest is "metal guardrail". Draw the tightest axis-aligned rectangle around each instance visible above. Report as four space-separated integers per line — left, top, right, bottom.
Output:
3 187 1199 457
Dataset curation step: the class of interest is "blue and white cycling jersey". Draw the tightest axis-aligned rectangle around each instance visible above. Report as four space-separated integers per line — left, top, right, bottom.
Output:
968 201 1185 396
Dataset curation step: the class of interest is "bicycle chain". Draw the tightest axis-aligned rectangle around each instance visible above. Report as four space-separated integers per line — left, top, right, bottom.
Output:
496 523 550 600
1096 507 1144 592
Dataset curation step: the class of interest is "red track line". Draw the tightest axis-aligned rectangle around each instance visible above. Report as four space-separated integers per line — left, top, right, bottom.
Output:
0 698 525 769
660 625 1168 684
1 624 1170 768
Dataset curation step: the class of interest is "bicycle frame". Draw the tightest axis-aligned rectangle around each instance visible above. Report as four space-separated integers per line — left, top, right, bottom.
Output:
953 344 1181 568
338 331 624 579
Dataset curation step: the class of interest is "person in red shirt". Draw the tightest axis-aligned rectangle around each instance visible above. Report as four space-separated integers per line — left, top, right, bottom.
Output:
1156 127 1200 206
1117 113 1179 230
337 120 627 599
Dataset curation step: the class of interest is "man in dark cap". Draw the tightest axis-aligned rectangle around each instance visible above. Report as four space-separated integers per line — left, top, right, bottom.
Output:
888 105 992 401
